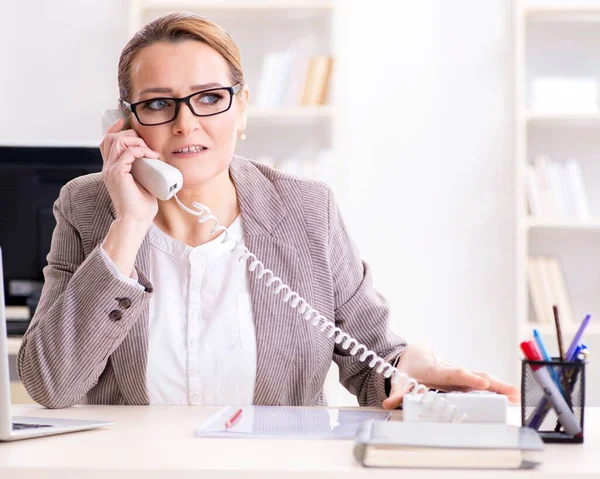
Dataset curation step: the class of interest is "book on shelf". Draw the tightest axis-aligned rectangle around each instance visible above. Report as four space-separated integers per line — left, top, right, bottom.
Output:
300 55 333 106
254 46 333 108
527 256 574 325
526 155 590 220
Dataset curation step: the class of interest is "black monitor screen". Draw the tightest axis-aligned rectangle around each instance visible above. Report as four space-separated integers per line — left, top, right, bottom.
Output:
0 146 102 307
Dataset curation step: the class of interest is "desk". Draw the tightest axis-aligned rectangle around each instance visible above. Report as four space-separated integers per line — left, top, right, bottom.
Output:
1 405 598 478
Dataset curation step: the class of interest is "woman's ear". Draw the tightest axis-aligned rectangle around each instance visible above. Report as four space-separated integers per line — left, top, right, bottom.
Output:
237 84 250 138
240 84 249 124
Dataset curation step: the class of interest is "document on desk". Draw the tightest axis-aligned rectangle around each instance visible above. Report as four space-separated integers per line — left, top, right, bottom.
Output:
195 406 391 440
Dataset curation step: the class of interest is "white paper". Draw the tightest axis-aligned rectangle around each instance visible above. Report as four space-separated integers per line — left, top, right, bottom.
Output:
195 405 391 440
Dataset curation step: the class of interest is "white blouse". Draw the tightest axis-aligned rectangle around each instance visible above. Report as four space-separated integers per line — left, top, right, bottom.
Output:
101 215 257 405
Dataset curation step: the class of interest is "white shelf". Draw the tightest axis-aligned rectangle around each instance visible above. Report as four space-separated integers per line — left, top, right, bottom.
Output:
524 4 600 22
526 218 600 230
7 337 21 356
247 106 333 120
141 0 333 11
526 112 600 126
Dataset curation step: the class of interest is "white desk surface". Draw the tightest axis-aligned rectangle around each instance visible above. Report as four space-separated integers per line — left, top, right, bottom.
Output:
1 405 598 479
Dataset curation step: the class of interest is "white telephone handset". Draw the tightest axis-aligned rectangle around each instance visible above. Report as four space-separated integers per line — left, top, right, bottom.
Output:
101 109 183 201
97 109 496 422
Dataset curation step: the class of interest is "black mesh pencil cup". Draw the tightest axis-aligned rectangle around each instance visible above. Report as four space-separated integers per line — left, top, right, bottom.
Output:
521 358 585 443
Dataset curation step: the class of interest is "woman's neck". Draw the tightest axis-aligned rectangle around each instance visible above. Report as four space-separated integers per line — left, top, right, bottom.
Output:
153 169 240 247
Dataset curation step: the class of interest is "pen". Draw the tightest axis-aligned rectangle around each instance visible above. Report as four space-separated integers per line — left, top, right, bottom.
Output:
566 315 591 361
533 329 564 392
225 408 243 429
553 305 565 361
520 341 581 436
571 344 584 362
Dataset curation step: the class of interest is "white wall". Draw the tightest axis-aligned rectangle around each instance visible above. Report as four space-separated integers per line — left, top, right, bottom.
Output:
332 0 515 393
0 0 128 143
1 0 517 402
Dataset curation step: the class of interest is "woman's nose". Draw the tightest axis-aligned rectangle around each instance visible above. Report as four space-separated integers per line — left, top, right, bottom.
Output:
172 103 203 136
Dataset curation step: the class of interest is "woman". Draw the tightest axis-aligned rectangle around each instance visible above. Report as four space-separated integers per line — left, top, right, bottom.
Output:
18 12 517 409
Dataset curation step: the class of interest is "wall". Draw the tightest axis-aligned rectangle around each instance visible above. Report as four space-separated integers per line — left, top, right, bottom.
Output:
0 0 128 144
331 0 515 404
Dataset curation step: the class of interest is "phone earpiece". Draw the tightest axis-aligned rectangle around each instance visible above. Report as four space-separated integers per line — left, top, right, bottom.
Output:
101 109 129 136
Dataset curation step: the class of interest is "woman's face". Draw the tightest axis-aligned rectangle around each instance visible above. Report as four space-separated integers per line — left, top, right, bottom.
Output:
128 40 248 187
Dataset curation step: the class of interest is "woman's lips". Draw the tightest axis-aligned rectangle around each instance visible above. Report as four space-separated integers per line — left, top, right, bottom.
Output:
170 148 208 159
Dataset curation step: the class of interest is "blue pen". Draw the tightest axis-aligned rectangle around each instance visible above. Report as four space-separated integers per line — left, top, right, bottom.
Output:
533 329 564 392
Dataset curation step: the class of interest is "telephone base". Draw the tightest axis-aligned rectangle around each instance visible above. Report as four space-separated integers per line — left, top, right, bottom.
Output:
402 391 508 423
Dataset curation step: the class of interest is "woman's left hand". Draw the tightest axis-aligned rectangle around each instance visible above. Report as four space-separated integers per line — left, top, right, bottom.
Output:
382 344 519 410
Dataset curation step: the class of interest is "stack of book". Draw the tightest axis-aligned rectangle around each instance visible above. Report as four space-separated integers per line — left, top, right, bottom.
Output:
527 256 574 325
526 156 590 219
254 49 333 108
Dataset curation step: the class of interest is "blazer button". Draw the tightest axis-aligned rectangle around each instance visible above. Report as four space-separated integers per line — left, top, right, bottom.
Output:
118 298 132 309
109 310 122 321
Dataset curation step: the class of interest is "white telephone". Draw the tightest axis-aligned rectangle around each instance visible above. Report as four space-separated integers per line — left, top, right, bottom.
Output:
101 109 183 201
99 109 504 422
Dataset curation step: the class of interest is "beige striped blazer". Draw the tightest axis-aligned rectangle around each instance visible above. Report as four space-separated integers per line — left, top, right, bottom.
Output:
17 155 406 409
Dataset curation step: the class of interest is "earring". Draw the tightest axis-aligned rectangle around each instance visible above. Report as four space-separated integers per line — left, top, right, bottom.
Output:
239 131 247 141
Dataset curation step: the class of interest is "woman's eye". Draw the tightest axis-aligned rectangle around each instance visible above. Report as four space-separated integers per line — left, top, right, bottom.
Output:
197 93 223 105
143 99 172 111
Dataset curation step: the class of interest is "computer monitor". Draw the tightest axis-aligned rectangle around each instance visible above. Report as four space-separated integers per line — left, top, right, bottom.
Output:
0 145 102 311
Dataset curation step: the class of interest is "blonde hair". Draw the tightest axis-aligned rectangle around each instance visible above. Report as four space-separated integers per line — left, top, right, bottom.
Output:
118 12 244 101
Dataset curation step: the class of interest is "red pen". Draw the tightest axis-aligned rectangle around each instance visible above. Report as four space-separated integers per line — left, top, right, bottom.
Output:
224 408 243 429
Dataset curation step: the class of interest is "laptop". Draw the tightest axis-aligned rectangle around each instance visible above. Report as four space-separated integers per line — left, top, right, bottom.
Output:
0 247 112 441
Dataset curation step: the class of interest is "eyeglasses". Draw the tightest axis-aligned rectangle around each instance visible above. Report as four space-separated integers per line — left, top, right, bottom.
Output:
120 84 242 126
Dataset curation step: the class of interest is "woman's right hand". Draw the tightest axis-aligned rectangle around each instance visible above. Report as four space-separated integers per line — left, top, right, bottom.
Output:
100 118 161 224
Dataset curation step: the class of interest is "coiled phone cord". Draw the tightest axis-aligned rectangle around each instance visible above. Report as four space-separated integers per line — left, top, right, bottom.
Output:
174 195 466 422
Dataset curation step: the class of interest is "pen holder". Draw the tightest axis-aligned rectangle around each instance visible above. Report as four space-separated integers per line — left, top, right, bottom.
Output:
521 358 585 443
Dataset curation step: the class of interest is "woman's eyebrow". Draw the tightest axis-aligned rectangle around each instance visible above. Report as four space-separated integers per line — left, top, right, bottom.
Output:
138 83 224 96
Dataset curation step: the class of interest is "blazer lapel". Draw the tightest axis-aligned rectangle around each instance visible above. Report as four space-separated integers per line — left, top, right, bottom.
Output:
230 156 300 405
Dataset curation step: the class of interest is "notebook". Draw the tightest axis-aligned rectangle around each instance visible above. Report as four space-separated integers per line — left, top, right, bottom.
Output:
354 421 544 469
195 405 391 440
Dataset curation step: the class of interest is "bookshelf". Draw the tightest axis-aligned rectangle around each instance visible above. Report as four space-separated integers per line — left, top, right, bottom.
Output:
526 218 600 231
128 0 341 196
515 1 600 400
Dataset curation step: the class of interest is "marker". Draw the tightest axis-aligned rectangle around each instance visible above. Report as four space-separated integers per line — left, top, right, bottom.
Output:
521 341 581 436
566 315 591 361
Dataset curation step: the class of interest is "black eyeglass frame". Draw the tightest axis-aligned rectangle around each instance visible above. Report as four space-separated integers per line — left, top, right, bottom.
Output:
120 83 242 126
